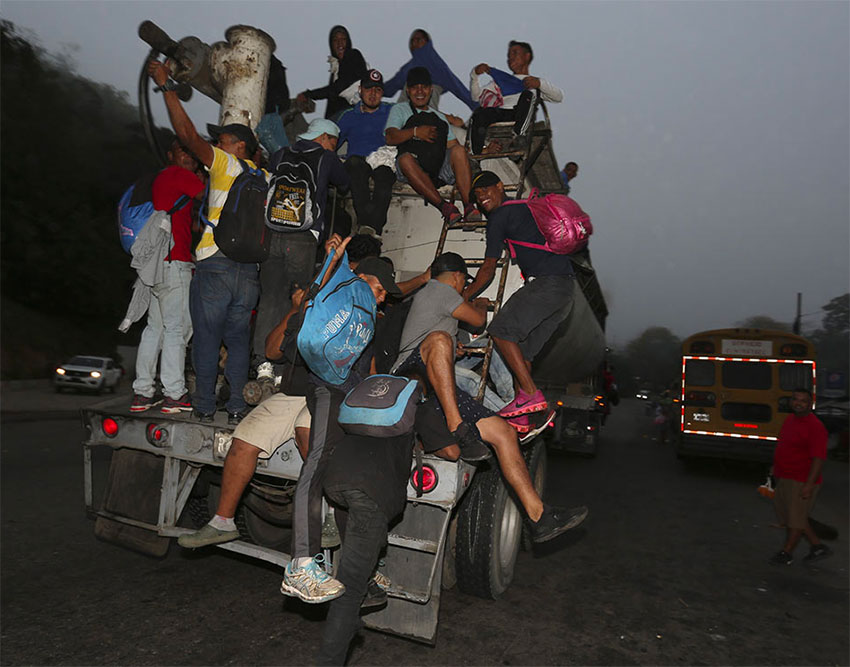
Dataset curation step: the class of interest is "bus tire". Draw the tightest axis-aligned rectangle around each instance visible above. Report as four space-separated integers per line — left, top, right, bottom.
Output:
455 461 522 599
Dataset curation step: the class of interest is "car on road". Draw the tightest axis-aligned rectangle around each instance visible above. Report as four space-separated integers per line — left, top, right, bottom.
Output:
54 355 122 393
635 388 651 400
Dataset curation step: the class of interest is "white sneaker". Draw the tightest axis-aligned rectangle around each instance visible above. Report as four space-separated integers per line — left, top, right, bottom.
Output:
280 555 345 603
256 361 275 381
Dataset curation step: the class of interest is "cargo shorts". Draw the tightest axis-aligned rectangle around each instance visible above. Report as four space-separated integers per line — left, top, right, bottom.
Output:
231 393 311 459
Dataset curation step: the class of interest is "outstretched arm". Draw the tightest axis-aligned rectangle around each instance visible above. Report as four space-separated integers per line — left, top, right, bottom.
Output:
148 60 214 167
463 256 497 299
264 288 306 361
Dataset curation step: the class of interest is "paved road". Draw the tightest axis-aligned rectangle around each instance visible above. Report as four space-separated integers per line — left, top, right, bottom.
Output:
1 397 847 665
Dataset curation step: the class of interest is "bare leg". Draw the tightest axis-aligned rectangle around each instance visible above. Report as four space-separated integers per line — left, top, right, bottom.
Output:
216 438 261 518
399 153 441 206
449 144 472 205
295 426 310 461
476 416 543 521
431 445 461 461
419 331 463 432
492 335 537 396
783 527 804 554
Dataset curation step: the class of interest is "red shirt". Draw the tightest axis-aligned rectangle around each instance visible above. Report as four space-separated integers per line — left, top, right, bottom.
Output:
152 166 204 262
773 412 828 484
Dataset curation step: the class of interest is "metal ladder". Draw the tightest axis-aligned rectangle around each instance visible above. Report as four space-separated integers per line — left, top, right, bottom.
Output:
433 101 561 401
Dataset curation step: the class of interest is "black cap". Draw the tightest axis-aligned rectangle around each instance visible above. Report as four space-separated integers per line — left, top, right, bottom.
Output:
361 69 384 89
406 66 432 87
431 252 470 277
471 170 501 191
207 123 259 154
356 256 403 297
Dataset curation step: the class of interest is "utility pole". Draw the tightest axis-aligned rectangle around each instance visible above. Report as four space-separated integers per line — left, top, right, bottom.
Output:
792 292 802 334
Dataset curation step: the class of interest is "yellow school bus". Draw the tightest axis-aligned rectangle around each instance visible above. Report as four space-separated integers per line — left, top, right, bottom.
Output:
676 328 816 462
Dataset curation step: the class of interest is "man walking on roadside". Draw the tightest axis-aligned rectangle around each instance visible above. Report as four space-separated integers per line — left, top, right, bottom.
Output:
769 388 832 565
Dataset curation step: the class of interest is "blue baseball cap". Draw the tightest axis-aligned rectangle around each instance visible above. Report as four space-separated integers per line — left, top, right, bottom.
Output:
297 118 340 141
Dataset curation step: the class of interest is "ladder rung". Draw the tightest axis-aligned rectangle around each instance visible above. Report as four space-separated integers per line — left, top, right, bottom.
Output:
465 257 508 268
470 150 526 160
447 220 487 230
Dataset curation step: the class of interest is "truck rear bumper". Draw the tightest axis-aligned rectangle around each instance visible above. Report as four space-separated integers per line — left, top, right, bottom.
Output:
676 433 775 463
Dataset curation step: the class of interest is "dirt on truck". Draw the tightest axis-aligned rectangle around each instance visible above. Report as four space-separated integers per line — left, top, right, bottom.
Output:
83 20 610 646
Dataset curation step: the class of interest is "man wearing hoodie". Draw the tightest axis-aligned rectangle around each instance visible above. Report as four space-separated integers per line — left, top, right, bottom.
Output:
297 26 368 121
252 119 350 376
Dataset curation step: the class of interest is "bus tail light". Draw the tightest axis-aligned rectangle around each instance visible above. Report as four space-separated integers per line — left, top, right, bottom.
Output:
411 465 438 494
101 417 120 438
685 391 716 407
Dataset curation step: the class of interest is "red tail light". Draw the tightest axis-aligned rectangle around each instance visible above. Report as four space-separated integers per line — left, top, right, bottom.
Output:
410 465 438 494
101 417 119 438
685 391 716 407
146 423 169 446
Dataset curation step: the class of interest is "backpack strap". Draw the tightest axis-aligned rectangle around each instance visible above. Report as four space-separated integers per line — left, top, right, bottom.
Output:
167 194 192 215
500 189 549 256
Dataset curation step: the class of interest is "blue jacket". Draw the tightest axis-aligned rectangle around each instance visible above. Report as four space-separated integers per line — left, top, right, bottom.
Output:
337 102 394 157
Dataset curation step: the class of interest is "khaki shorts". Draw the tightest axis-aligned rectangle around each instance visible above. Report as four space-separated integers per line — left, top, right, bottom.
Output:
773 478 820 530
232 393 310 459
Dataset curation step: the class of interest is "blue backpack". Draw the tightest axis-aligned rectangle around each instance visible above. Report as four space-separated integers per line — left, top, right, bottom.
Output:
338 375 422 438
117 173 190 254
297 250 376 386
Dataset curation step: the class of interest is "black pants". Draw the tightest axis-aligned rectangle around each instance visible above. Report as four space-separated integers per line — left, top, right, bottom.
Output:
469 89 540 154
316 488 388 665
344 156 396 234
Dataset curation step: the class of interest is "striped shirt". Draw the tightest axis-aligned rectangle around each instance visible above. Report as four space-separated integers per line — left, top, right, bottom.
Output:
195 146 270 261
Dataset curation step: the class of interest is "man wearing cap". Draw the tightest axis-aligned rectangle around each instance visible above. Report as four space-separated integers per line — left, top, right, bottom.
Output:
392 252 588 542
251 119 351 379
148 59 265 424
384 66 475 225
465 170 576 433
335 69 396 237
468 40 563 155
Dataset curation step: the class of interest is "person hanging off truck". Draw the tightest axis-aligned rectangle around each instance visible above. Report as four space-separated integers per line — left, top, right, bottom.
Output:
463 171 578 434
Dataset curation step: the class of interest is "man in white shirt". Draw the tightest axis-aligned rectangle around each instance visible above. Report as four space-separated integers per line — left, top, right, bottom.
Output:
468 40 563 154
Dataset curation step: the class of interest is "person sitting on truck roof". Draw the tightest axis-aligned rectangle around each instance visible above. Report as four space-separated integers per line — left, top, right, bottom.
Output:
384 67 475 225
147 59 263 426
392 253 587 541
335 69 396 237
464 171 576 434
468 40 564 155
297 25 368 121
129 137 205 416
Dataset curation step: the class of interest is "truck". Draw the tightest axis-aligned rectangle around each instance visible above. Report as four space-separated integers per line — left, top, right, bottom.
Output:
83 22 609 646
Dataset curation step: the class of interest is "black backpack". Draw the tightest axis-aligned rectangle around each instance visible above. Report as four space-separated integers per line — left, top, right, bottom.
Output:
266 145 325 233
207 159 270 263
397 102 449 183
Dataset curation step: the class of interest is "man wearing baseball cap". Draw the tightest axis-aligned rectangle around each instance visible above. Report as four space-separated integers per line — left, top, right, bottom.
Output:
384 66 476 226
465 170 577 434
148 58 266 424
252 119 351 379
335 69 397 237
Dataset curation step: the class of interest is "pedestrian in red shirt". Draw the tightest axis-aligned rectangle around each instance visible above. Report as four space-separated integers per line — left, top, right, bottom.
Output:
769 388 832 565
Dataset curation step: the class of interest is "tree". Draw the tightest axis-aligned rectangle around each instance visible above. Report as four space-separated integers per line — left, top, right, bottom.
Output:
810 293 849 392
623 327 681 390
735 315 790 332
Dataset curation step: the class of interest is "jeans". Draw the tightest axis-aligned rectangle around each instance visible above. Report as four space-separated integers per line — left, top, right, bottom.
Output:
251 230 317 362
469 89 539 154
316 488 388 666
189 253 259 415
344 156 395 234
133 260 194 400
456 336 515 408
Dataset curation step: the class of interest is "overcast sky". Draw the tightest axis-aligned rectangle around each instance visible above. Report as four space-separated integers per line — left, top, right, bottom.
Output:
3 0 848 346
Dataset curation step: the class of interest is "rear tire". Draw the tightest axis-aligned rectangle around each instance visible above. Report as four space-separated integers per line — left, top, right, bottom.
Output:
455 461 522 599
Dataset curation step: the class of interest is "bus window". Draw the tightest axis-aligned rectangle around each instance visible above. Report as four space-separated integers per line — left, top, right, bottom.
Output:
685 359 714 386
779 365 812 391
722 361 771 389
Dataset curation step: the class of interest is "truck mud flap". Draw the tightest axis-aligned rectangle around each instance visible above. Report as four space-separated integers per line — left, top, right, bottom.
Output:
94 449 171 557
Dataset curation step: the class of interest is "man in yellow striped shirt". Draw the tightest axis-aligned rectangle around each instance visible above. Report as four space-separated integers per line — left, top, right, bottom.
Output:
149 59 265 424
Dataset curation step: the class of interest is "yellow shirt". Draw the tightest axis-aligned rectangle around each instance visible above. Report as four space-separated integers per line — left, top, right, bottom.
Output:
195 147 270 261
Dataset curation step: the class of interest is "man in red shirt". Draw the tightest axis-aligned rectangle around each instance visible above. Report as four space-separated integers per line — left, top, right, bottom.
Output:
131 139 205 414
769 388 832 565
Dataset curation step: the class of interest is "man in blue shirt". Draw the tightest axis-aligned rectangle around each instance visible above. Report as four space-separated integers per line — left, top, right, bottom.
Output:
336 70 396 236
464 171 576 433
560 161 578 193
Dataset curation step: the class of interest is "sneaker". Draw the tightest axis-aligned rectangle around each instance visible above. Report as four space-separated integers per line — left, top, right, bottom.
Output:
360 578 388 611
507 414 532 434
499 389 548 418
371 568 391 592
802 544 833 564
769 550 794 566
463 202 482 222
256 361 275 381
439 200 462 225
192 409 214 424
130 393 161 413
451 421 492 462
528 504 588 543
519 410 557 445
228 411 247 426
177 523 239 548
161 393 192 414
280 555 345 604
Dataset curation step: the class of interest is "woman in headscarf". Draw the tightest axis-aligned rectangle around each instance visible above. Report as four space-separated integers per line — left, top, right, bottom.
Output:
382 29 476 113
297 25 368 120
